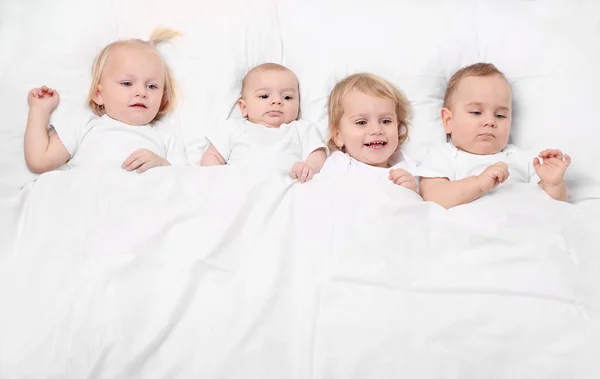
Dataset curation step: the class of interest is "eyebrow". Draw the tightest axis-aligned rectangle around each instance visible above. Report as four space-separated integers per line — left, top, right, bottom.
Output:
349 113 395 119
465 102 510 111
254 87 298 93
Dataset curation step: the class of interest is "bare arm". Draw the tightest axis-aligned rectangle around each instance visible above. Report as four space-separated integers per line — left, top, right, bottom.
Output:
24 87 70 174
539 181 568 202
305 147 327 172
420 177 485 209
420 162 510 209
200 144 226 166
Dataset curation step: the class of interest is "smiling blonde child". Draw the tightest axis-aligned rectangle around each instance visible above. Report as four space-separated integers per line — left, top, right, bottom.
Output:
320 73 418 192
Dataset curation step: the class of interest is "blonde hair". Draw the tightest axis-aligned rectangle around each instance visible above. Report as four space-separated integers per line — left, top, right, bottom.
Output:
87 27 180 121
443 62 508 109
327 73 411 152
240 62 297 97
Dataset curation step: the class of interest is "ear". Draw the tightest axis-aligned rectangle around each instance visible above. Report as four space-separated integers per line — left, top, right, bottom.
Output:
441 107 453 134
332 129 344 149
92 84 104 106
160 91 169 109
238 98 247 118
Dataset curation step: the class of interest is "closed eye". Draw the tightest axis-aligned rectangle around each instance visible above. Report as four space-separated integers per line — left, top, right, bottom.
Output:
120 81 133 87
469 111 482 115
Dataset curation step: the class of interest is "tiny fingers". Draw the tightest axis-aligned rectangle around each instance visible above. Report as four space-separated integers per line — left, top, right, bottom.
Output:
136 162 153 173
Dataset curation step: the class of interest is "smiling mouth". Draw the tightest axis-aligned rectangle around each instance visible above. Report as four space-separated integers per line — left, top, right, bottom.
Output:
364 141 387 149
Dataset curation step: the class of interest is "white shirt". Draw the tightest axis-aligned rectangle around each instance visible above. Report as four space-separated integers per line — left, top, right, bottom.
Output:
417 143 540 184
52 114 185 169
320 150 419 183
207 119 326 172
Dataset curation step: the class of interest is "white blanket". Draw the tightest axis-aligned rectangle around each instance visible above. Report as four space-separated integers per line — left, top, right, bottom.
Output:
1 168 598 378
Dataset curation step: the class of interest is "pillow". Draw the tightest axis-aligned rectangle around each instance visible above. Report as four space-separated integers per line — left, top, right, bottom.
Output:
473 0 600 203
277 0 600 202
0 0 283 186
277 0 480 163
0 0 117 189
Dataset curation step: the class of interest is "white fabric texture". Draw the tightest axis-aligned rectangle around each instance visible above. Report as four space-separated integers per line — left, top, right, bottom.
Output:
418 143 541 184
207 118 326 170
319 150 418 180
0 169 598 379
53 114 187 168
1 0 600 378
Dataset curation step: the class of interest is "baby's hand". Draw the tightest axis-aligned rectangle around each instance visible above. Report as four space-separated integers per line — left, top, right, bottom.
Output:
28 86 60 113
122 149 170 173
533 149 571 185
478 162 509 193
290 162 316 183
388 168 417 192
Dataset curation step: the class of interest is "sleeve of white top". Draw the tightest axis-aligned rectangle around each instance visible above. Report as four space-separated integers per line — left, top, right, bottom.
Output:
163 125 189 165
415 144 456 180
319 151 350 174
297 120 328 161
399 151 421 192
526 151 542 184
49 111 95 157
205 119 237 162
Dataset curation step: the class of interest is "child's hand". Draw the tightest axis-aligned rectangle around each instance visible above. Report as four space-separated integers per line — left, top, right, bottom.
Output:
28 86 60 113
122 149 170 173
478 162 509 193
533 149 571 185
290 162 316 183
388 168 417 192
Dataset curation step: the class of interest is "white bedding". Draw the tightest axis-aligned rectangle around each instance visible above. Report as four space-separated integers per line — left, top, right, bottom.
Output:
2 0 600 377
0 168 599 378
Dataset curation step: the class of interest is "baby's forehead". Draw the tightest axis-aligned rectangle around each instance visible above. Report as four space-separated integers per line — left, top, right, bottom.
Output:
244 69 299 90
453 75 511 103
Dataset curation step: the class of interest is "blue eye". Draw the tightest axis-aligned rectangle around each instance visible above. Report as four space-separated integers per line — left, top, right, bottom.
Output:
495 114 506 119
147 84 159 90
121 81 132 87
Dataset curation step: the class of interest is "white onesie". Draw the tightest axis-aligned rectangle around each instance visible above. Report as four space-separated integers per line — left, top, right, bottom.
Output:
319 150 420 192
417 143 540 184
320 150 419 180
206 119 326 172
52 114 186 169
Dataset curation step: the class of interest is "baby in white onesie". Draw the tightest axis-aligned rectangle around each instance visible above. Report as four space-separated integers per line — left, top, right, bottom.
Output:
319 72 419 193
200 63 327 183
24 27 184 174
418 62 571 208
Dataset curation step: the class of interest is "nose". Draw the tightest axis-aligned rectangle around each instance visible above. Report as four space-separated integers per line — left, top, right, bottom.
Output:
270 96 282 106
135 85 148 98
483 116 496 128
369 122 384 135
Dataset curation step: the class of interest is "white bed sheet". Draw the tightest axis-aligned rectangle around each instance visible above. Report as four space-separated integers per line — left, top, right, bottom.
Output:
0 168 598 378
